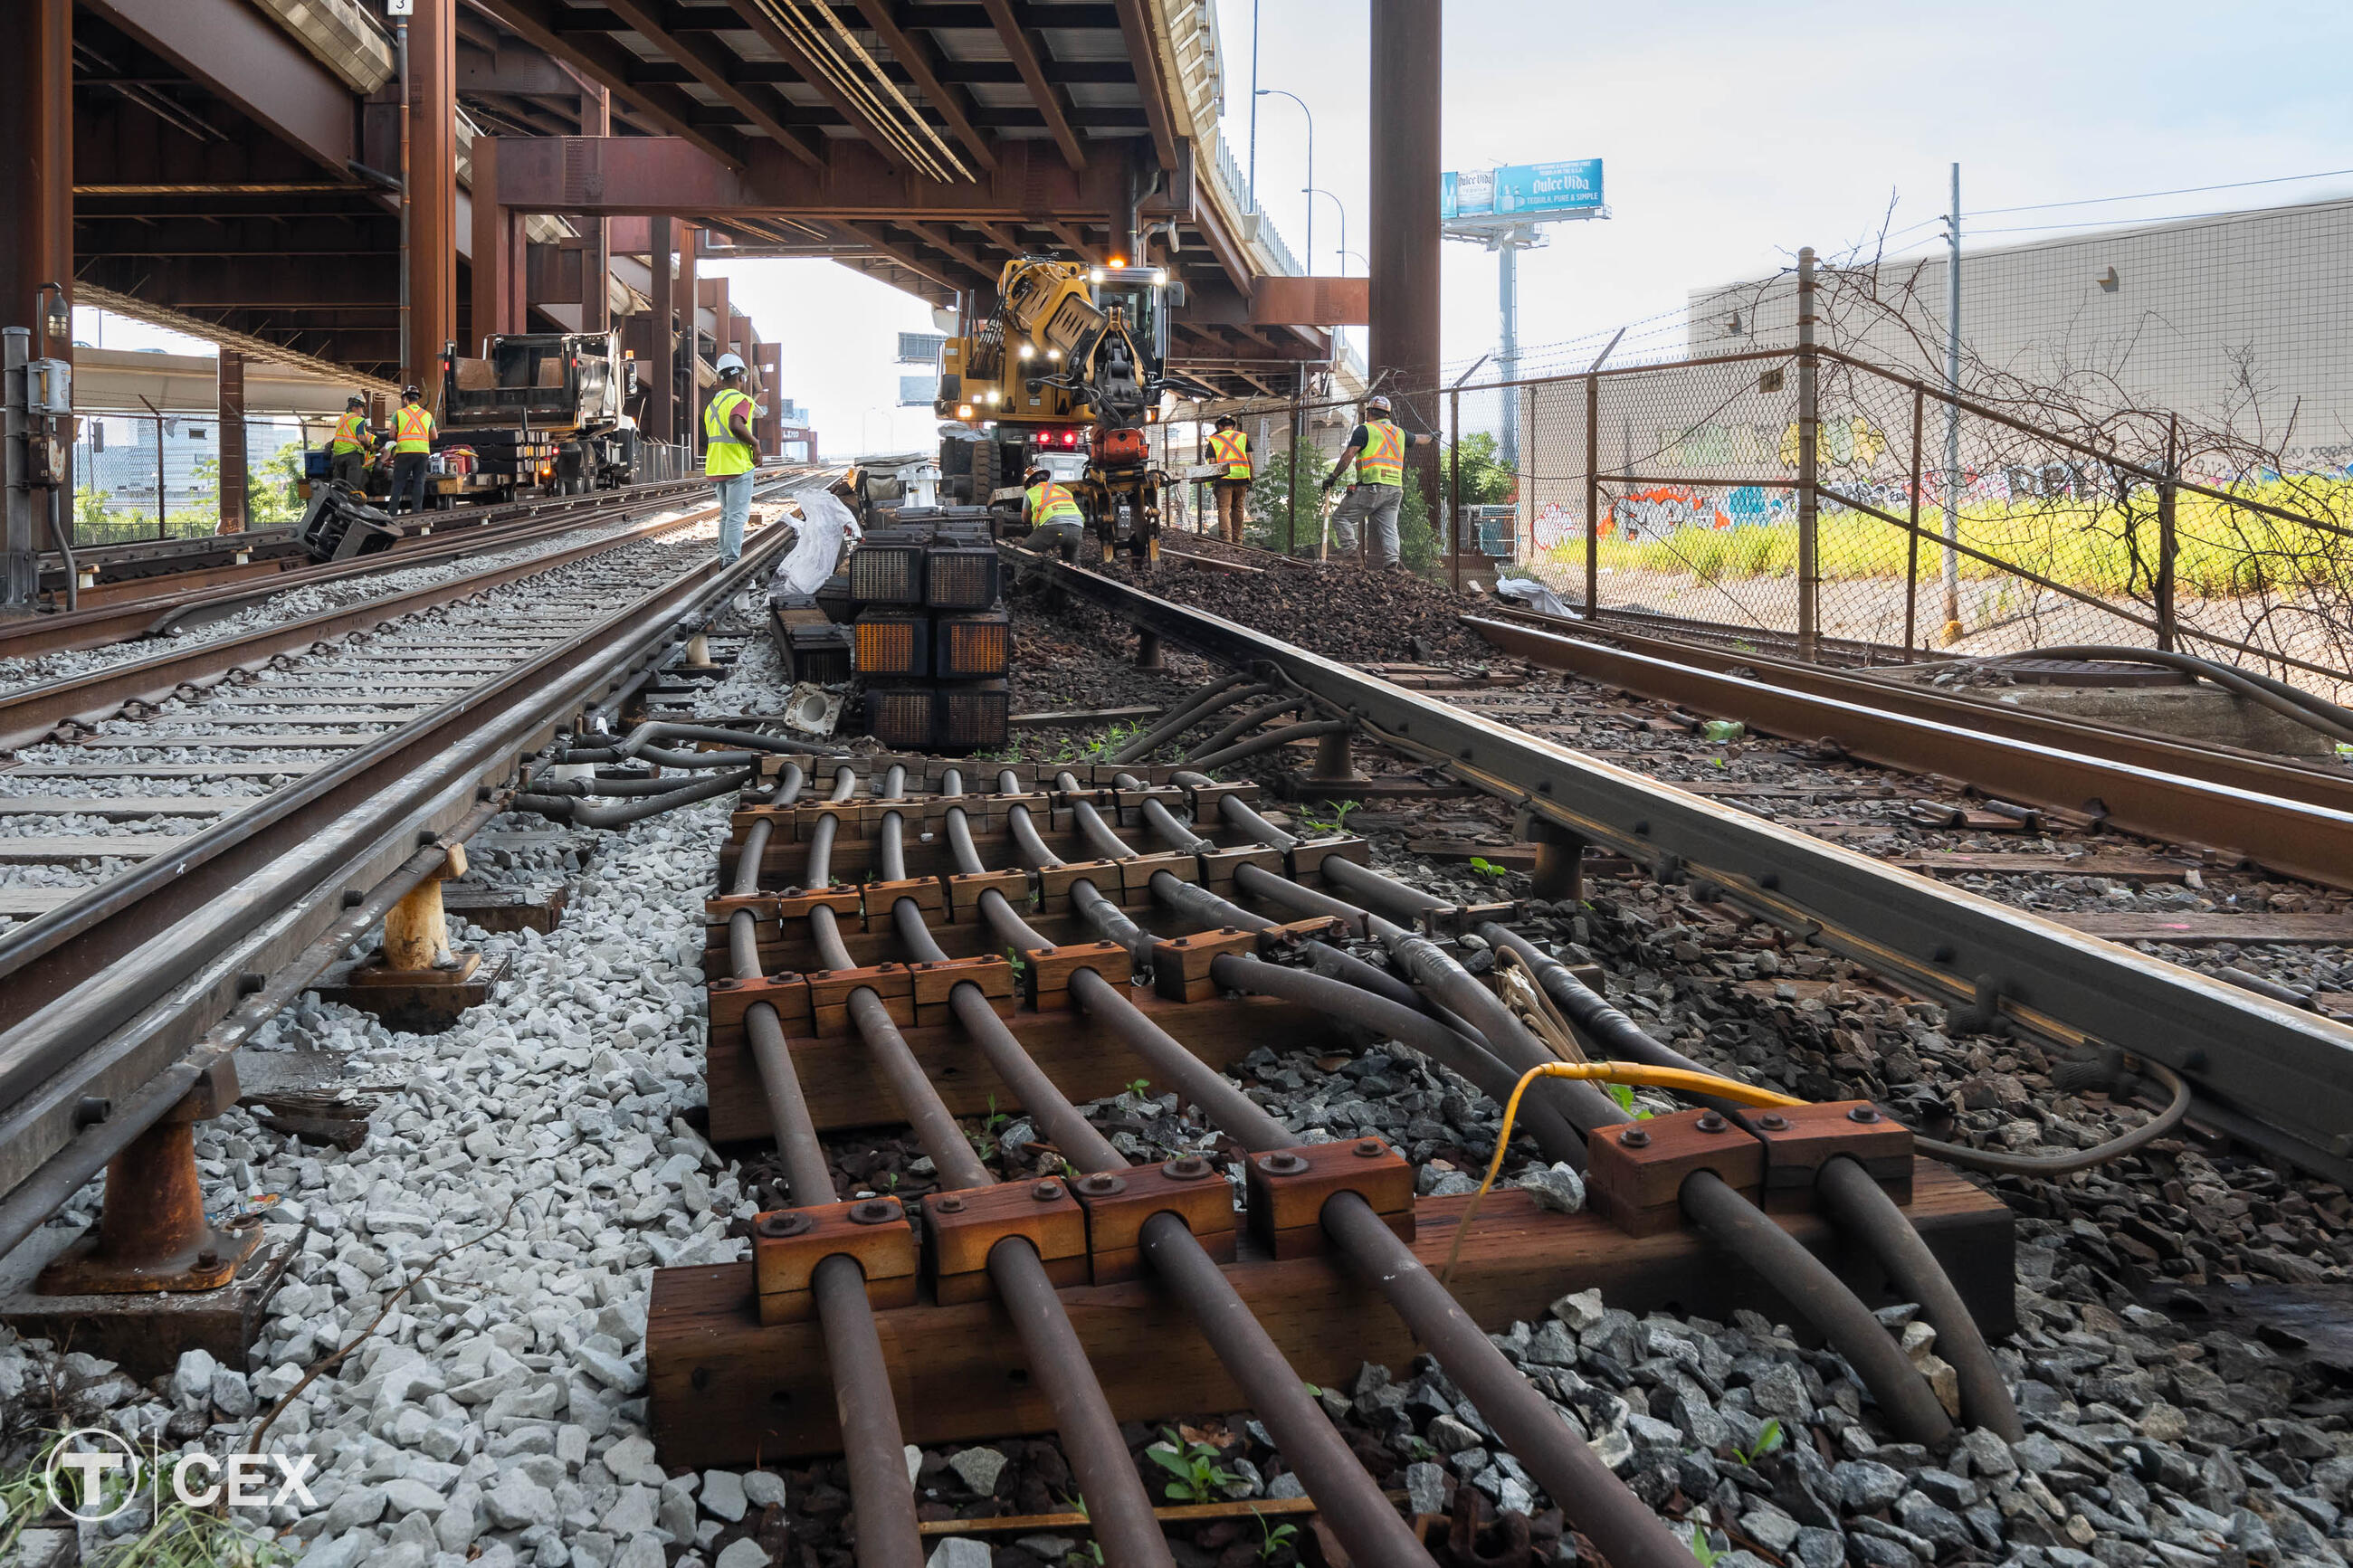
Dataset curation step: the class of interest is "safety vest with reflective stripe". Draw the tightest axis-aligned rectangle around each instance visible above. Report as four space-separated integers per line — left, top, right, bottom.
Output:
1353 418 1405 487
330 412 373 455
1025 480 1083 527
1207 429 1252 480
394 404 434 453
703 389 756 476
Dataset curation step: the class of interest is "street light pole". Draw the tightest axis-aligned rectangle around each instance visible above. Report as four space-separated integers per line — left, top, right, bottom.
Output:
1254 89 1312 271
1246 0 1260 213
1304 186 1346 280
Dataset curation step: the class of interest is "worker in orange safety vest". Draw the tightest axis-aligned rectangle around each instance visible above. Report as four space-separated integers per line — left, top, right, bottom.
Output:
1205 414 1253 544
389 385 437 517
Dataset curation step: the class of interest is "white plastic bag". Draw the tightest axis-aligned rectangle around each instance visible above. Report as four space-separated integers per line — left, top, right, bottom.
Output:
771 483 858 600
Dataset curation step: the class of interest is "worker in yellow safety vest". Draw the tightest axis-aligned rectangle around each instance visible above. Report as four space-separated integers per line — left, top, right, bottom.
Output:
389 385 436 516
704 352 760 564
329 394 376 493
1205 414 1253 544
1023 466 1087 558
1319 393 1434 569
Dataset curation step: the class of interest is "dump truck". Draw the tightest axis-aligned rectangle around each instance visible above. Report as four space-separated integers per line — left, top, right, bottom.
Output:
439 330 639 499
934 256 1214 562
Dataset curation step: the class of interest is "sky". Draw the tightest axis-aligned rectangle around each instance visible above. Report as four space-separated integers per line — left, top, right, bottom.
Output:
88 1 2353 457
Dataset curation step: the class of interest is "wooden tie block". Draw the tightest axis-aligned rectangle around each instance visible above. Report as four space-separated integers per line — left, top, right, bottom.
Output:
705 894 784 925
1113 786 1190 827
1048 789 1114 832
1586 1108 1767 1238
1071 1159 1239 1284
1151 927 1258 1003
1118 851 1199 902
1019 941 1128 1007
1288 836 1372 885
1734 1102 1915 1212
909 955 1016 1026
1088 764 1176 788
752 1198 919 1325
861 876 946 932
1184 780 1261 827
944 868 1032 920
792 802 871 841
708 973 813 1043
776 887 864 924
1197 843 1285 892
960 792 1052 833
1037 859 1125 908
806 963 916 1034
1244 1137 1415 1259
1258 916 1346 955
927 1179 1089 1304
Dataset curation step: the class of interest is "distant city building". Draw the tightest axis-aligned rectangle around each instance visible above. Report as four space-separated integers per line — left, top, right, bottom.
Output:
79 416 301 515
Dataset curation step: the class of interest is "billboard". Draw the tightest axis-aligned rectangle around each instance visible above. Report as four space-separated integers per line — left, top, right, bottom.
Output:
1442 159 1603 223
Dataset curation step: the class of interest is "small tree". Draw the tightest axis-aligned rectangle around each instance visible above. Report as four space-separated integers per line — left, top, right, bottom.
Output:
1246 440 1335 557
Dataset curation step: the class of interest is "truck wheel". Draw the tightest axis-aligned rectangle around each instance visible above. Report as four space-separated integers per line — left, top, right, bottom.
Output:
973 439 1001 507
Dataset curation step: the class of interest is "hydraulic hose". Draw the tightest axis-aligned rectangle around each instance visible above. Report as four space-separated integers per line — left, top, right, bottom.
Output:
512 766 751 826
1108 673 1262 763
1182 696 1309 763
1187 720 1354 774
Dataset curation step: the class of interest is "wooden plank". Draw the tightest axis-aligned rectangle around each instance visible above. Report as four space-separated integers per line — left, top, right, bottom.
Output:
0 796 237 819
75 735 368 750
4 763 321 779
2061 912 2353 945
0 837 183 863
1890 851 2198 883
1009 706 1161 730
1407 839 1536 869
0 887 90 917
644 1167 2014 1468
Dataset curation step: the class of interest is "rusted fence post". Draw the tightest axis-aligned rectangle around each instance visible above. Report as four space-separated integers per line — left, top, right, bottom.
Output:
1286 380 1302 556
1796 246 1819 661
1584 374 1600 621
2157 413 2179 651
1904 385 1925 659
1448 386 1462 592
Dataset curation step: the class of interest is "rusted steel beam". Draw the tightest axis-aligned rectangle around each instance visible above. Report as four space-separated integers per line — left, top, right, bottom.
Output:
472 0 748 171
579 82 611 331
979 0 1086 170
648 215 676 441
597 0 826 168
496 134 1162 222
1110 0 1176 169
83 0 355 176
850 0 997 173
1368 0 1442 449
216 352 246 534
723 0 921 178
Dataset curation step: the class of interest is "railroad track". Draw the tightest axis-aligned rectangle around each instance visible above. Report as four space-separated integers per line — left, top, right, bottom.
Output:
1034 551 2353 1187
0 473 810 1252
9 475 722 659
29 473 719 622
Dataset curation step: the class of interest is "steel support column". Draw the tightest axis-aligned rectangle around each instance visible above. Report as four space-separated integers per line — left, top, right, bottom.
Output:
469 137 528 347
679 227 700 460
579 83 612 334
217 352 247 535
0 0 73 605
648 216 675 442
1368 0 1442 525
405 0 458 393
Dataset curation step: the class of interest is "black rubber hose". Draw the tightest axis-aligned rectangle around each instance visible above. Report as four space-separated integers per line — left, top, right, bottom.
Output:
1107 674 1262 763
513 767 750 826
1182 696 1309 763
1187 720 1353 774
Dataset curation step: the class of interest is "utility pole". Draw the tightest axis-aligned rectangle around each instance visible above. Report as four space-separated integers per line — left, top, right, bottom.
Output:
1491 225 1542 474
1940 161 1963 644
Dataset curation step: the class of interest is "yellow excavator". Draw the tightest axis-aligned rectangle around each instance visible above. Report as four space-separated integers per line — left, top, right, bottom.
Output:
936 255 1215 563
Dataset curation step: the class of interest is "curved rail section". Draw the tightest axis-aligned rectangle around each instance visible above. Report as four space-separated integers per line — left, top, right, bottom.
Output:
0 502 798 1220
1026 550 2353 1187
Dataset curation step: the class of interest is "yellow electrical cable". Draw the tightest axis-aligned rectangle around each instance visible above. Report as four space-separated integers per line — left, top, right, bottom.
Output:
1439 1062 1809 1285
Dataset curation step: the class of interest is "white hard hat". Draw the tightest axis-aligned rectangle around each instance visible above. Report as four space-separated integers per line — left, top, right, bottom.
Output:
715 352 748 375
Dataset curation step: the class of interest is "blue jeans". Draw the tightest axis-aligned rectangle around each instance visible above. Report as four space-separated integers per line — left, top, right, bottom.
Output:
713 472 753 563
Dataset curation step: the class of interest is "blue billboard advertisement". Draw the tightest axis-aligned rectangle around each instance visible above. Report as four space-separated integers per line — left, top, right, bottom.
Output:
1442 159 1604 223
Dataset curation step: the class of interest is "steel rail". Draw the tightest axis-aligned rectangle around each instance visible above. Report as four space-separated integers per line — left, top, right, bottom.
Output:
1472 607 2353 825
1024 551 2353 1186
4 478 722 658
0 498 744 752
0 508 798 1200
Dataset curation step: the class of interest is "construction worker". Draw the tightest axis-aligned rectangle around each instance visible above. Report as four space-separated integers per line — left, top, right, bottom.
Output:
329 394 375 492
704 352 759 564
1022 466 1087 558
1205 414 1253 544
390 385 436 516
1320 394 1434 570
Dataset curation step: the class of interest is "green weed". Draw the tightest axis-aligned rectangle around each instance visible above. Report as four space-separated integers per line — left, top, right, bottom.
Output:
1146 1429 1240 1504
